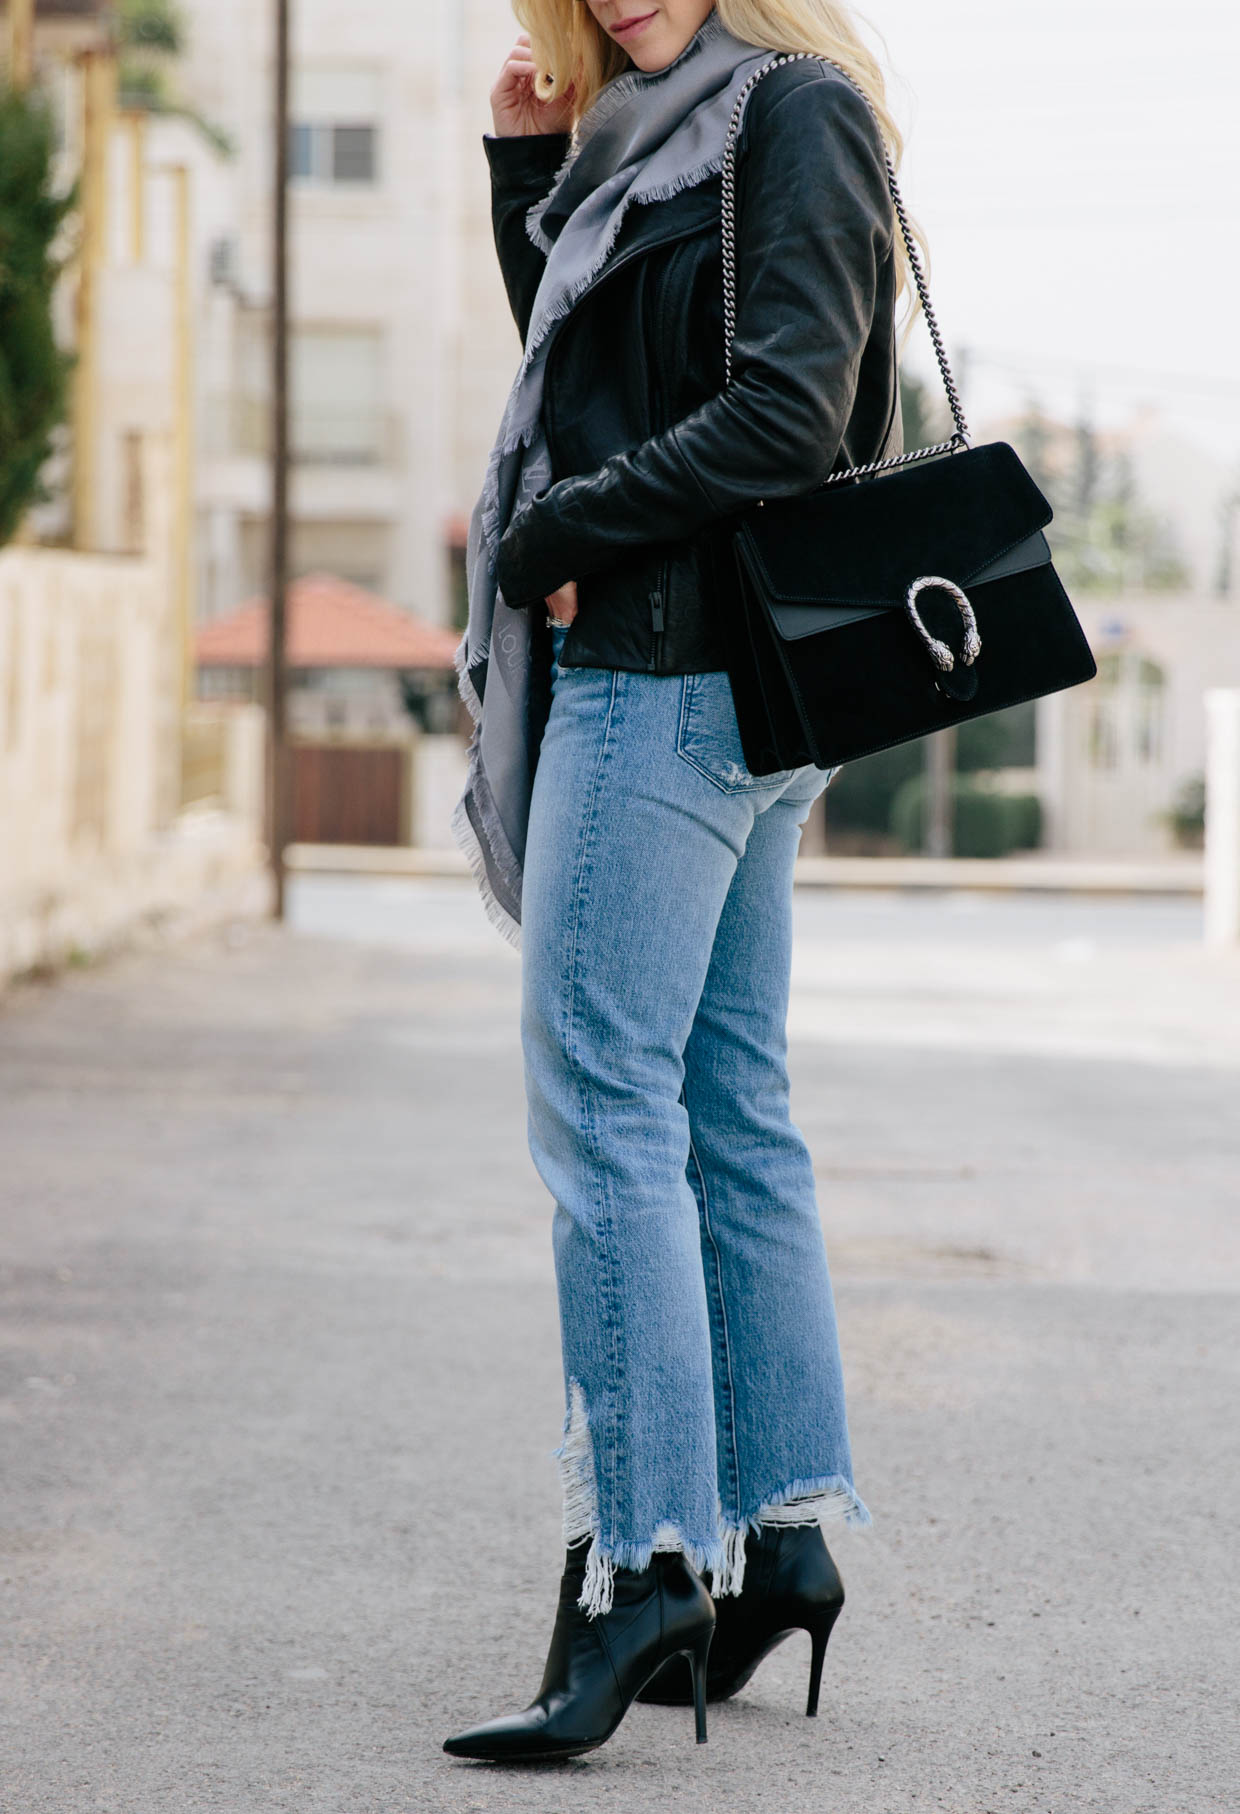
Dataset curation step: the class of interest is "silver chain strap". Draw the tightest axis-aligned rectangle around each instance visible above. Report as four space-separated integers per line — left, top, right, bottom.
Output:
721 53 971 486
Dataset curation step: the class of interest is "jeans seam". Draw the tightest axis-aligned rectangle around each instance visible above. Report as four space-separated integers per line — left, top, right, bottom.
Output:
685 1103 742 1521
563 667 625 1536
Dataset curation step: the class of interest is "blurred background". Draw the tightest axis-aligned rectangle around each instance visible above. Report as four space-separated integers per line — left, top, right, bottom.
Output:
2 6 1238 1810
2 0 1239 947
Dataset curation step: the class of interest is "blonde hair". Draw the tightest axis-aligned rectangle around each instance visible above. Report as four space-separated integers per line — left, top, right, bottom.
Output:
513 0 925 338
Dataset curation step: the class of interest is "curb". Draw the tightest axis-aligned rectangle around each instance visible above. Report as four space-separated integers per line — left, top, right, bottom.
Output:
284 844 1205 897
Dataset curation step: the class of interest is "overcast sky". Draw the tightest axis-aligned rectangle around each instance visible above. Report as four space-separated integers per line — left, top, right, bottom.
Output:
854 0 1240 463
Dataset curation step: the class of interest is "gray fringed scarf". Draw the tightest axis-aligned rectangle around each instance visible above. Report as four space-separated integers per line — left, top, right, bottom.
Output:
451 12 771 947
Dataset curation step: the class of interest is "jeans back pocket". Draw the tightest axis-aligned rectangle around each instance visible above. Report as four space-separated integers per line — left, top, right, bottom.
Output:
675 672 797 794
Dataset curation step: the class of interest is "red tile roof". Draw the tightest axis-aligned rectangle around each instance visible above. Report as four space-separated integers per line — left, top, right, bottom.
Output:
196 573 461 672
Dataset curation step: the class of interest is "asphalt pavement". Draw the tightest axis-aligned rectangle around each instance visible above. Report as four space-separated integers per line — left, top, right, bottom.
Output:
1 880 1237 1813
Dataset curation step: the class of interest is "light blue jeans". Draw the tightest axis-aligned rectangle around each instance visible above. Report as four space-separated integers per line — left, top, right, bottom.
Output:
521 622 869 1616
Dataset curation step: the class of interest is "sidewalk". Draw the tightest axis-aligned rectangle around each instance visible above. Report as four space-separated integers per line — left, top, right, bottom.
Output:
0 889 1235 1813
286 840 1207 896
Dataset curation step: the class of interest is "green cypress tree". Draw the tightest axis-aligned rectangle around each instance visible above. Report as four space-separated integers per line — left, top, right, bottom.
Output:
0 83 73 548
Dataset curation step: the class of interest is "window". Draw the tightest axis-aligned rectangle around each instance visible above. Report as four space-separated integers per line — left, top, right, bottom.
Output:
290 68 380 185
292 520 390 593
1134 657 1166 766
289 122 377 184
1086 649 1167 772
292 327 386 465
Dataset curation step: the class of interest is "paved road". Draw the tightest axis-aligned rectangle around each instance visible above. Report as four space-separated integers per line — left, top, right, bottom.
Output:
1 882 1237 1813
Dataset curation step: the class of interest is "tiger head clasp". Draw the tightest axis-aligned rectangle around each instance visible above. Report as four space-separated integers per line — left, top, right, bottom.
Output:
904 576 982 674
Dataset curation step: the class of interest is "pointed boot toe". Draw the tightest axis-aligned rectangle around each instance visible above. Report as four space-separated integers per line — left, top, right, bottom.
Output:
442 1545 715 1763
442 1709 589 1762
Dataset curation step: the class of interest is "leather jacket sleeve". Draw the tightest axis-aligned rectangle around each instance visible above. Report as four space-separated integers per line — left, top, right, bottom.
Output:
494 70 895 608
485 131 570 345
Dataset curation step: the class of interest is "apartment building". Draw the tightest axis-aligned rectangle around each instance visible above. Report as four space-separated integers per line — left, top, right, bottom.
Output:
176 0 524 629
452 3 535 562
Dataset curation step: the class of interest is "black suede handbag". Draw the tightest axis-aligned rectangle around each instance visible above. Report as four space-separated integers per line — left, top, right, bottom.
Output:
719 55 1097 776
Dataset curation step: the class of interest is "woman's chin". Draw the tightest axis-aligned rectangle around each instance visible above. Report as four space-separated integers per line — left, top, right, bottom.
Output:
616 20 687 73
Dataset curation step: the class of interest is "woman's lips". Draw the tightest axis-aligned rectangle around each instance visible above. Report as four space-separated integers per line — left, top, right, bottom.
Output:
611 11 658 40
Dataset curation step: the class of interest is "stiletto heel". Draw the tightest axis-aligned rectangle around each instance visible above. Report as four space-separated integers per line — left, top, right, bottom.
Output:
687 1630 712 1743
638 1522 845 1713
805 1605 840 1717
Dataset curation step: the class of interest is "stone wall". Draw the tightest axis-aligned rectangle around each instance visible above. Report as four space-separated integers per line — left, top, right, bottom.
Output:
0 545 267 984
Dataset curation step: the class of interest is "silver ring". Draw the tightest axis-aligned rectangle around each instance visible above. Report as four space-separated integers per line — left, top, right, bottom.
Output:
546 614 571 629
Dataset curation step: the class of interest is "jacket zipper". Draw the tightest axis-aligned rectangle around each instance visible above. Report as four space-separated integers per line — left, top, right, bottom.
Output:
644 253 674 676
648 586 667 672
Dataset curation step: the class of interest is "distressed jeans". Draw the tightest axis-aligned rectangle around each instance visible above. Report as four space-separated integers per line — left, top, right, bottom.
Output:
520 621 869 1616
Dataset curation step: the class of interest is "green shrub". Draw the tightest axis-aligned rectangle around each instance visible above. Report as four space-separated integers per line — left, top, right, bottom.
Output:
0 83 74 547
1166 773 1205 850
890 775 1043 858
820 739 922 835
117 0 185 55
1005 790 1043 851
823 703 1039 840
958 701 1037 771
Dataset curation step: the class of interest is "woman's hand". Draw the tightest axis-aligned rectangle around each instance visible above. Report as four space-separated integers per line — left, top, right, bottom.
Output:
491 34 575 137
545 581 578 626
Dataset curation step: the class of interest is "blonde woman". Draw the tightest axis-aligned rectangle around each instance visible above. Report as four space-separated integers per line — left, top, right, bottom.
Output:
446 0 908 1763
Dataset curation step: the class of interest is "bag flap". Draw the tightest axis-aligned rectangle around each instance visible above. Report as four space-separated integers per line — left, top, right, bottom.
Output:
766 529 1052 642
736 441 1053 612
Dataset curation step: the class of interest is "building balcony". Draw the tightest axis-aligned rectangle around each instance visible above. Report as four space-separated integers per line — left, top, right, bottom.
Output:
204 395 404 471
1 0 111 57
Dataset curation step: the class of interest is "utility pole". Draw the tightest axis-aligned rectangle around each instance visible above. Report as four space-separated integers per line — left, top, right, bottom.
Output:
925 724 956 858
267 0 291 918
1216 485 1239 599
9 0 34 88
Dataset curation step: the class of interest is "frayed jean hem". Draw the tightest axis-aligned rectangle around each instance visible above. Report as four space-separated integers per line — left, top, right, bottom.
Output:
557 1380 870 1616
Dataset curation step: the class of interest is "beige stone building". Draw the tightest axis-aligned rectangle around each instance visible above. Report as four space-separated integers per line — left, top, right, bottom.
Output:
1038 596 1240 857
0 3 269 980
452 2 536 550
173 0 525 628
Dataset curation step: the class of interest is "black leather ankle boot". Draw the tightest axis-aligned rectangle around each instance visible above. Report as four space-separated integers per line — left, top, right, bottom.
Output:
443 1544 716 1761
637 1522 844 1715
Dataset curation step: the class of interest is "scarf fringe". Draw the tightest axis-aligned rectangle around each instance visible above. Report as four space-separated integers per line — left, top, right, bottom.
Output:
452 627 483 722
525 134 580 255
449 788 522 951
629 152 727 210
449 631 524 950
521 195 631 368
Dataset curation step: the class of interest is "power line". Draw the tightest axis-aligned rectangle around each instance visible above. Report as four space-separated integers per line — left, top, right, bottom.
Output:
963 347 1240 402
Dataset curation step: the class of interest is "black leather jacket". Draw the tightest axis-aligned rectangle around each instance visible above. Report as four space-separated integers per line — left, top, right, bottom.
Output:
488 59 903 674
